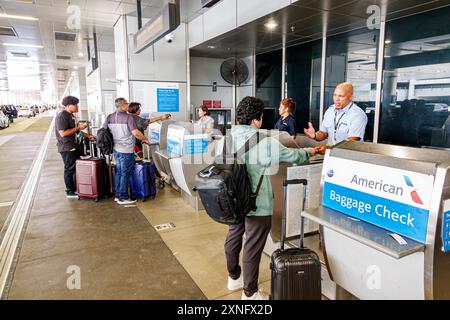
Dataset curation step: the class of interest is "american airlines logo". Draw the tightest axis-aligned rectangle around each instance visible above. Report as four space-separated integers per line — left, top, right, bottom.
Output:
347 174 424 205
403 176 424 205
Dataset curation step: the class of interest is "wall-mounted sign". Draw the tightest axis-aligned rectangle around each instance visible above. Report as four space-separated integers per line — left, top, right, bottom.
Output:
133 3 180 54
157 88 179 112
443 200 450 253
322 156 434 243
213 100 222 108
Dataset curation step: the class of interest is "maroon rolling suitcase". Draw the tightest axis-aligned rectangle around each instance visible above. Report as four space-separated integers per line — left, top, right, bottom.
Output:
76 141 105 201
270 179 322 300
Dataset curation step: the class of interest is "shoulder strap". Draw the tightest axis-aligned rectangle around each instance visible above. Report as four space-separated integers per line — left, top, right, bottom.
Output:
235 131 266 158
235 132 267 198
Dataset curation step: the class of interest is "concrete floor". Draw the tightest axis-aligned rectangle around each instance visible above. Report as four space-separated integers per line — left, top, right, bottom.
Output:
2 113 275 300
5 115 206 300
0 116 50 231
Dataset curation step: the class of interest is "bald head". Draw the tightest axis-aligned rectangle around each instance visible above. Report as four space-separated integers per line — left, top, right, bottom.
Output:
333 82 353 109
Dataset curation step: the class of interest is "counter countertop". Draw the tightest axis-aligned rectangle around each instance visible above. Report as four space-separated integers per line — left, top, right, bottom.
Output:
302 206 425 259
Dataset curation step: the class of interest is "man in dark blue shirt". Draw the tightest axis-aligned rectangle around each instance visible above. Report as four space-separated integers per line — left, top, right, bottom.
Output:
274 98 297 139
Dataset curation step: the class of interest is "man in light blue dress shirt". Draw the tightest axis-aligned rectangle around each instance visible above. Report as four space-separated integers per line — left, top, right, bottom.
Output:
304 83 368 145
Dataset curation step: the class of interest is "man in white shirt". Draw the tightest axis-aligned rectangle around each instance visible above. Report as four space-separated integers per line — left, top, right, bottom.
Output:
304 82 368 145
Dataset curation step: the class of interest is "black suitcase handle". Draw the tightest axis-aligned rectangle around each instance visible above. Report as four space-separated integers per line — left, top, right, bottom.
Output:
280 179 308 251
283 179 307 187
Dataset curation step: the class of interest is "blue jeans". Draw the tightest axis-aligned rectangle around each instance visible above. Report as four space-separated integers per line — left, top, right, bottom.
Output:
113 151 135 200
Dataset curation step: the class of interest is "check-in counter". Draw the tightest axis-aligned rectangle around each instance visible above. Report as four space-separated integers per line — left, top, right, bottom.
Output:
302 141 450 299
264 132 326 255
162 122 222 210
150 120 178 189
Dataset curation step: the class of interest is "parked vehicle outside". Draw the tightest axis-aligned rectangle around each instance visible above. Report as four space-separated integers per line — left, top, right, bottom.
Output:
18 106 34 118
0 110 10 129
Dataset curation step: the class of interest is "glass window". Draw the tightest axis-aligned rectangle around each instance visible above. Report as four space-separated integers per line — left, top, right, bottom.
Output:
256 50 282 130
380 6 450 148
325 28 379 142
286 39 322 132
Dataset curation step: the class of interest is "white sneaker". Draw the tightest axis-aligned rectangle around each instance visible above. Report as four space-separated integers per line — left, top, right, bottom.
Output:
117 198 136 205
227 275 243 291
241 289 269 300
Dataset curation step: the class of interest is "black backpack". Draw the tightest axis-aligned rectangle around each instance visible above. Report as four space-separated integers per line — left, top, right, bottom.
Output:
194 132 265 225
96 127 114 156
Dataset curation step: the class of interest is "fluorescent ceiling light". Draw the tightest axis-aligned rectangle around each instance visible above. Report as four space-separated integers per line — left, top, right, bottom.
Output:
73 66 78 70
3 43 43 48
385 40 392 44
0 13 38 21
207 45 216 49
264 20 278 30
78 52 83 57
0 13 39 21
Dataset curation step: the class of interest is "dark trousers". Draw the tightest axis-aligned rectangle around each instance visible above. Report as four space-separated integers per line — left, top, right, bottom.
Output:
60 150 78 193
225 215 272 296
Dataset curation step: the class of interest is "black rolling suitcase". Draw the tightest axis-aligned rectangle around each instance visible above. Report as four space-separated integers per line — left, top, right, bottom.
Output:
270 179 321 300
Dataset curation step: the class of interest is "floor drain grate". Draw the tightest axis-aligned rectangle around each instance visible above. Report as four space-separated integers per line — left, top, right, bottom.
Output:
154 222 176 232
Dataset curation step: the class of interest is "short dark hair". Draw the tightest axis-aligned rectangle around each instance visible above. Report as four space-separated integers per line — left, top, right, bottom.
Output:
198 105 210 116
128 102 141 114
61 96 79 107
236 96 265 125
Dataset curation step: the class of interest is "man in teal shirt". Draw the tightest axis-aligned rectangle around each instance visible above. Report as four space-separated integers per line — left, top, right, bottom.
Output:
225 96 325 300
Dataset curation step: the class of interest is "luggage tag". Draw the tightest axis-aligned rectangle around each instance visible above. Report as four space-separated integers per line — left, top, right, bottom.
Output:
389 233 408 245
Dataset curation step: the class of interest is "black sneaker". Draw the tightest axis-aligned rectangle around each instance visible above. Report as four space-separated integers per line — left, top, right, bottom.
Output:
66 191 78 199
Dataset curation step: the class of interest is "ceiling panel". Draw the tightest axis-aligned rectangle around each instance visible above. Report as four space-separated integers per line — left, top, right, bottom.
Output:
291 0 362 12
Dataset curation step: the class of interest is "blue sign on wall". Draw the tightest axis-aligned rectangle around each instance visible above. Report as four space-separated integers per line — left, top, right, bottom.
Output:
323 182 430 243
157 88 179 112
184 138 208 155
443 210 450 253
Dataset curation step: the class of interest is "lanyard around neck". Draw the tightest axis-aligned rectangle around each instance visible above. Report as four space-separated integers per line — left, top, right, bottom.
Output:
334 103 353 132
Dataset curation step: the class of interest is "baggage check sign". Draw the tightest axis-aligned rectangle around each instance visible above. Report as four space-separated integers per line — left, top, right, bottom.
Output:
443 200 450 253
184 135 208 155
149 122 161 144
167 126 185 156
322 157 434 243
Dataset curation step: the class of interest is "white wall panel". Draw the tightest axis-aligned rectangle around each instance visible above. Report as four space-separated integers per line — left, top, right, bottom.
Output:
237 0 290 26
190 57 230 86
203 0 237 42
188 15 204 48
114 15 130 100
99 52 117 91
152 23 188 82
127 18 187 82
